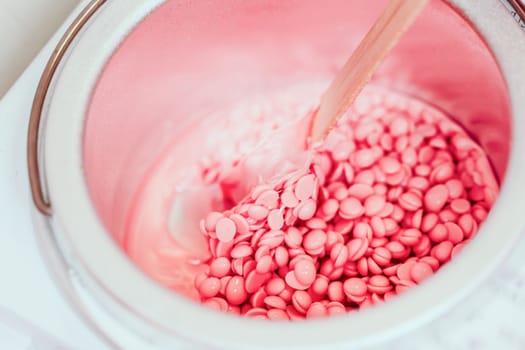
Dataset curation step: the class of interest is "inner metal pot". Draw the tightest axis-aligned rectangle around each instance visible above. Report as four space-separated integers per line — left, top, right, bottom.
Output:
28 0 525 349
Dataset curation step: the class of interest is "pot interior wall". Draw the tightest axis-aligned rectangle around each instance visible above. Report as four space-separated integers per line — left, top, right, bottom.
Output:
84 0 510 246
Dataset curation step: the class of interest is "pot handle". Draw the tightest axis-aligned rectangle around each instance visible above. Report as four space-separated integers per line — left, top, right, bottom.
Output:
27 0 107 216
506 0 525 26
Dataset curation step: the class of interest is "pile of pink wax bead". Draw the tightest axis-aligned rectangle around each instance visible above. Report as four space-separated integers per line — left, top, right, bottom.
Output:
194 96 499 320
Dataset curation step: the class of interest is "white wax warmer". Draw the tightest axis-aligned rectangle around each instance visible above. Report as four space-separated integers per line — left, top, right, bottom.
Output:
28 0 525 349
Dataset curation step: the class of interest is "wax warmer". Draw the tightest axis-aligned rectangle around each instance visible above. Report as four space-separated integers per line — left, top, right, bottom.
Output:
28 0 525 349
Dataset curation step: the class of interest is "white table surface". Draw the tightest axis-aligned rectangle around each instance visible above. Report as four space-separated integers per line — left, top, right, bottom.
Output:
0 1 525 350
0 0 79 97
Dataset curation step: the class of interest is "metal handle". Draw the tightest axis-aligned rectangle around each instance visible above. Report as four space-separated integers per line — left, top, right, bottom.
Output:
27 0 107 216
507 0 525 25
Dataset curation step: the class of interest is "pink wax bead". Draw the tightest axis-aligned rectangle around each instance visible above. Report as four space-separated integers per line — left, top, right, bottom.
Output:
354 149 377 168
274 246 289 268
367 275 392 294
399 228 422 246
297 199 317 220
303 230 327 254
330 243 349 268
215 217 237 242
253 189 278 209
348 183 374 200
306 302 328 319
431 241 454 263
264 295 287 310
445 222 464 244
421 213 439 232
291 290 312 314
347 238 369 261
379 157 401 174
398 191 423 211
225 276 248 306
429 223 448 243
248 205 269 221
250 290 267 308
424 184 449 212
295 174 316 201
328 281 345 302
339 197 364 219
267 209 284 230
245 271 269 294
199 277 221 298
231 244 253 259
256 255 272 274
372 247 392 266
293 259 316 286
311 275 329 295
267 309 290 320
410 262 434 283
265 278 286 296
450 198 471 214
205 212 224 232
281 190 299 208
389 116 410 137
364 195 387 216
210 257 231 278
343 278 368 298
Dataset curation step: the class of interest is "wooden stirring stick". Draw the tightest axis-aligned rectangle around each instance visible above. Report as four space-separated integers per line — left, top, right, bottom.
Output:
310 0 429 142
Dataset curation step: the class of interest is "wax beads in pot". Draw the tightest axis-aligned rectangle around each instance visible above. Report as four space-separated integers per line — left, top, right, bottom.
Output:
129 89 499 320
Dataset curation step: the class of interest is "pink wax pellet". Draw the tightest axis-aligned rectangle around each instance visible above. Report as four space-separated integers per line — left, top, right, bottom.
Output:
215 217 237 242
303 230 327 254
245 271 269 294
311 275 329 295
429 223 448 243
248 205 269 221
256 255 272 274
431 241 454 263
354 149 377 168
306 302 328 319
225 276 248 305
347 238 369 261
410 262 434 283
450 198 471 214
274 246 289 267
267 309 290 320
297 199 317 220
398 191 423 211
367 275 392 294
364 195 387 216
199 277 221 298
348 183 374 200
424 185 449 212
293 259 316 286
343 278 367 298
372 247 392 266
339 197 365 219
268 209 284 230
291 290 312 314
295 174 316 201
264 295 287 310
330 243 349 268
266 278 286 296
231 244 253 259
210 257 231 278
328 281 345 302
399 228 422 246
281 190 299 208
204 212 224 232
